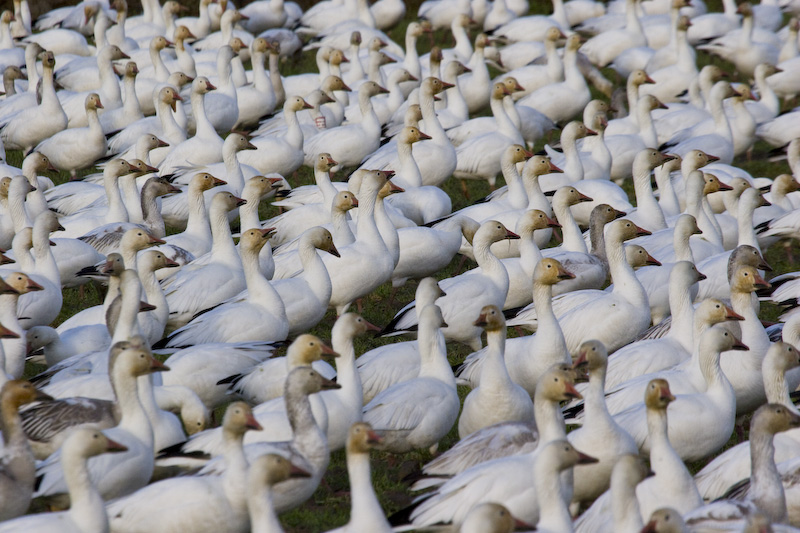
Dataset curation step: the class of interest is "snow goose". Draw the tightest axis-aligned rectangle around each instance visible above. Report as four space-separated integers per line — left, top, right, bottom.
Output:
457 305 534 437
501 27 564 96
319 170 394 316
163 227 288 346
383 126 452 225
699 3 779 79
159 172 226 258
683 403 800 529
363 304 458 453
0 51 67 155
517 34 590 125
238 96 313 177
325 422 390 533
136 250 180 344
360 77 456 187
557 219 653 353
35 93 106 179
99 61 144 136
453 83 525 190
384 220 519 350
107 401 263 533
407 364 582 527
357 277 445 403
34 341 168 502
234 38 277 130
568 340 639 507
107 86 186 158
0 380 52 520
0 429 126 533
304 81 389 168
248 454 311 533
457 258 574 395
159 77 224 175
609 454 652 532
160 191 247 329
540 120 596 190
573 380 702 533
613 326 745 461
1 272 43 379
693 342 800 502
581 0 646 67
26 325 111 367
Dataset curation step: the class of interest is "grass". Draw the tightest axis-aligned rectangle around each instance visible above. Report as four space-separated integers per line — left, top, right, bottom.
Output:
10 0 800 530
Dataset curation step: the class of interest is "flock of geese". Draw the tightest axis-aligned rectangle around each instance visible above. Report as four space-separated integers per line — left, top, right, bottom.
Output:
1 0 800 530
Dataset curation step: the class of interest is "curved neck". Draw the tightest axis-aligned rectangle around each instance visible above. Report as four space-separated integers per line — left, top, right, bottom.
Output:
632 163 666 230
554 198 588 254
192 90 217 140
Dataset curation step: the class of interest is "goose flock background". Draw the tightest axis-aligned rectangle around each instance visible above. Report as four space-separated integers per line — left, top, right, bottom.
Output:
2 0 800 530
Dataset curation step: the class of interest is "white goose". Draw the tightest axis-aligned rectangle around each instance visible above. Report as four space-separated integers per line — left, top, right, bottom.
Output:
0 428 127 533
457 305 534 438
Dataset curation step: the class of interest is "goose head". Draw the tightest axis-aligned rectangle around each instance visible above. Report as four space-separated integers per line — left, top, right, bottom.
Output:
229 37 246 55
400 126 432 146
109 340 169 379
223 8 248 25
139 250 180 273
287 333 339 366
62 428 128 460
429 46 443 72
695 298 745 326
629 69 655 88
677 14 692 32
249 454 311 491
174 25 197 44
423 77 453 97
333 190 358 212
444 61 470 81
660 154 682 174
501 77 524 96
150 35 174 53
226 133 257 155
322 75 351 93
590 203 626 228
553 186 593 209
763 341 800 380
420 303 448 329
503 144 533 167
102 253 125 276
347 421 383 455
460 502 524 533
730 265 771 293
193 76 216 95
674 213 702 238
0 177 12 201
335 313 380 342
711 80 741 102
571 339 608 373
641 508 688 533
120 228 165 254
728 245 771 274
672 260 706 285
284 95 313 113
306 226 340 257
1 379 51 410
285 366 342 397
701 326 749 358
329 48 348 67
474 304 504 331
773 174 800 195
0 11 12 26
756 63 782 79
36 210 64 234
536 257 575 286
702 173 733 195
538 364 582 401
610 219 652 243
5 272 42 294
565 33 582 53
546 26 566 42
360 80 390 99
378 179 404 199
211 191 247 215
741 186 771 210
635 148 676 175
222 401 263 438
116 61 138 80
737 1 753 17
751 402 800 436
102 44 129 62
240 227 276 255
191 172 227 193
524 155 562 178
683 150 718 172
563 121 597 143
475 220 519 247
85 92 103 112
416 277 446 306
645 379 675 410
491 82 511 101
626 244 662 268
542 440 599 477
127 159 160 177
516 209 560 238
168 71 194 90
157 86 183 113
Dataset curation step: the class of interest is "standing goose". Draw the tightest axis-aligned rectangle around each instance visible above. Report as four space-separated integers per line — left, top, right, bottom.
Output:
457 305 534 438
363 304 458 453
33 342 168 503
0 429 127 533
384 220 519 350
457 258 573 395
325 423 391 533
573 380 702 533
0 380 52 520
107 401 263 533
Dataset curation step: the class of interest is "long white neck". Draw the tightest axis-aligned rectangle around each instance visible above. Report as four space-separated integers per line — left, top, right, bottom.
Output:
749 426 787 523
631 163 666 230
554 197 588 254
63 448 109 533
534 455 573 533
345 451 389 531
